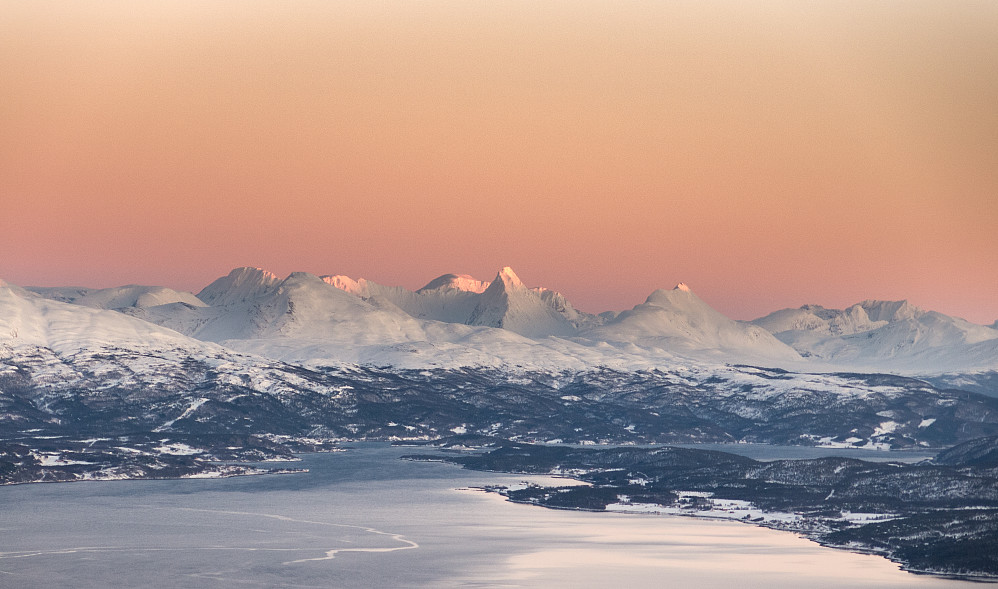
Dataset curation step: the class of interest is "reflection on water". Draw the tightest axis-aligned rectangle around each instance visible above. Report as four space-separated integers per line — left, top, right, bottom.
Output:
0 444 972 588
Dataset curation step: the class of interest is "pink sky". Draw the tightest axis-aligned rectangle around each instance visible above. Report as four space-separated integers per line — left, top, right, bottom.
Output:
2 2 996 323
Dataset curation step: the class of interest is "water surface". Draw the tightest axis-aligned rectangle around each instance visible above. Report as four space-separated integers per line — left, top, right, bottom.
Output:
0 444 973 588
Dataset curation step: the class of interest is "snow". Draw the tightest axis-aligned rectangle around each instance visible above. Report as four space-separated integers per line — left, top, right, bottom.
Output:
873 421 899 436
839 511 899 524
154 398 210 432
7 267 998 375
417 274 490 294
321 275 368 296
605 492 803 525
27 285 206 310
465 267 586 338
753 299 998 373
32 452 95 466
335 275 485 325
813 436 892 451
0 282 227 357
152 442 203 455
197 267 280 307
582 283 801 365
182 471 225 478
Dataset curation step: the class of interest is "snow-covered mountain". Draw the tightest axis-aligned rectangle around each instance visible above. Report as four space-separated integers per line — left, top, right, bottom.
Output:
14 267 998 374
103 268 638 370
0 278 407 441
582 283 801 363
324 267 599 337
314 267 795 364
7 270 998 463
753 300 998 372
8 280 998 451
10 270 998 583
191 269 430 343
465 267 593 337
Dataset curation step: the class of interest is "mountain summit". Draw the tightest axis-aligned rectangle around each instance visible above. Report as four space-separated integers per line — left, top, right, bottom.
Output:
417 274 489 294
198 267 280 307
465 267 582 337
584 282 800 362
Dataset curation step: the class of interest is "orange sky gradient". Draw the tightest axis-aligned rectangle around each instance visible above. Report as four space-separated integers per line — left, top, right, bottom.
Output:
2 2 997 323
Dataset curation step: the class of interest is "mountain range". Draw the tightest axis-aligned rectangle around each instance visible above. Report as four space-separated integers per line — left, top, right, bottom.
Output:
4 266 996 375
6 268 998 580
5 266 998 492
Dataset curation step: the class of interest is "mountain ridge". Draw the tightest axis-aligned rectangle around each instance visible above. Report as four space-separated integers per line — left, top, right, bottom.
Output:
10 266 998 374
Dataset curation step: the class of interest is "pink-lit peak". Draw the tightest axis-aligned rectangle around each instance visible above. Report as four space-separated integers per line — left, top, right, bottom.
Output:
322 275 368 296
418 274 490 294
496 267 524 289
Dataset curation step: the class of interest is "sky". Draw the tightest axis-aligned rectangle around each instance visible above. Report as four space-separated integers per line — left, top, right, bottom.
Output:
2 1 996 323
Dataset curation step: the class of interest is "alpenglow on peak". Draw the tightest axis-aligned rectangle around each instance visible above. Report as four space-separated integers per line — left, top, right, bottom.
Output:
495 266 524 288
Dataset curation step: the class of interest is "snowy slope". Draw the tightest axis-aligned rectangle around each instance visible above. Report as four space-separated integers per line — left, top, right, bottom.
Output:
753 300 998 372
583 283 801 363
1 281 213 354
